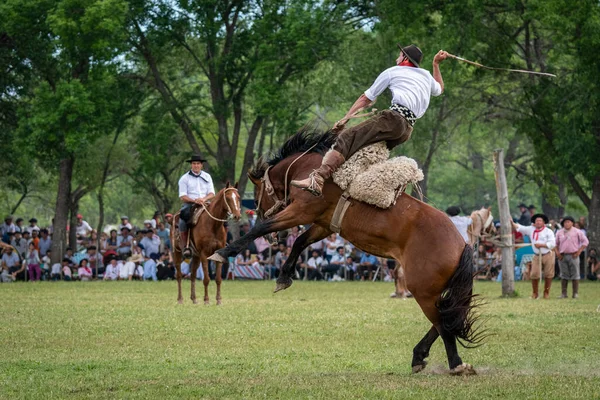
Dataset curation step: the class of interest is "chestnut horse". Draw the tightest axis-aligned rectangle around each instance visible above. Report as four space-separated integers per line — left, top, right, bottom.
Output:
209 129 485 374
172 183 242 305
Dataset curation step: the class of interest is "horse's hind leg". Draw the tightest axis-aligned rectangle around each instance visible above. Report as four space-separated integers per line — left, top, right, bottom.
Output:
411 325 439 373
215 261 223 305
440 328 475 375
201 255 211 305
174 250 184 304
190 255 201 304
275 224 330 293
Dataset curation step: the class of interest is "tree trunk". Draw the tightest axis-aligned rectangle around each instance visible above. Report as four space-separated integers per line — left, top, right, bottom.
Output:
541 175 562 220
69 201 79 251
50 157 74 265
237 116 264 195
10 183 28 215
587 175 600 254
493 149 515 297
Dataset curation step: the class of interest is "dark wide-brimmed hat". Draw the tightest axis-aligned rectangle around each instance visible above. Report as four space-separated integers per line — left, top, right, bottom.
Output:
397 44 423 67
446 206 461 217
531 213 549 224
186 154 207 163
517 203 528 208
528 204 536 210
561 216 575 225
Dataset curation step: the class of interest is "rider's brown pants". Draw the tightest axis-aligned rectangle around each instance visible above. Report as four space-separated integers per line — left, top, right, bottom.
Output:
333 110 413 159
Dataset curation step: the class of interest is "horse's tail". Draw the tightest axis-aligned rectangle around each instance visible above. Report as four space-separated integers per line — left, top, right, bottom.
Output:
436 244 487 348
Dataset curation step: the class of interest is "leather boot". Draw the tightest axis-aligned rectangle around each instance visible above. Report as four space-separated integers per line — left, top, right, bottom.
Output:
290 150 345 196
558 279 568 298
572 280 579 299
543 278 552 299
180 230 192 258
531 279 539 299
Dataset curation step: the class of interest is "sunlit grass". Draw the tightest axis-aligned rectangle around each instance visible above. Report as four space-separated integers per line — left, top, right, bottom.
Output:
1 280 599 399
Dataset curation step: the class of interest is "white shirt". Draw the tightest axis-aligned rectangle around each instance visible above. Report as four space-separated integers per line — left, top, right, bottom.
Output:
324 237 344 257
0 222 16 236
364 66 442 118
140 236 160 257
178 171 215 200
449 216 473 243
307 256 325 269
516 224 556 255
51 263 62 274
76 220 93 237
104 264 120 280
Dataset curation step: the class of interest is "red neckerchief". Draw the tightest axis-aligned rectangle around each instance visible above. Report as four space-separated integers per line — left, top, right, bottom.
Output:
398 59 416 67
533 227 544 241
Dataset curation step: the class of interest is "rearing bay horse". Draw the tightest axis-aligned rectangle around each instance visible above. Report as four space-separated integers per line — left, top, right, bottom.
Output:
209 129 485 374
172 183 242 305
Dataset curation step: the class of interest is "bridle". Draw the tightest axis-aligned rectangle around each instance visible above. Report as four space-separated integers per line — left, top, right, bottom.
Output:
202 187 240 222
256 166 288 219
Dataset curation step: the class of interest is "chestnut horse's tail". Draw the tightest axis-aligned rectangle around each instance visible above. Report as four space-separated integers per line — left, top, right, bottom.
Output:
436 244 486 348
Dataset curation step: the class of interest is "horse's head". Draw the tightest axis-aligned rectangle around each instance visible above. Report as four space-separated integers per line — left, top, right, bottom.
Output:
248 168 272 221
469 207 495 242
222 182 242 221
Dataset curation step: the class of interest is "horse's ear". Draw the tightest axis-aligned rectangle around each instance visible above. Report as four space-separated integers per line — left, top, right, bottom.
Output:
225 181 230 188
234 181 239 188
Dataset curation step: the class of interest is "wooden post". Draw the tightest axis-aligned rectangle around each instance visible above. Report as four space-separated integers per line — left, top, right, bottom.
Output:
493 149 515 296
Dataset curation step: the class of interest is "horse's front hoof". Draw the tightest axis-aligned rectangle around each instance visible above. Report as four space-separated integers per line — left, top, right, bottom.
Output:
192 299 198 305
412 361 427 374
216 299 222 306
208 252 227 263
177 299 183 305
204 300 210 305
274 277 293 293
449 363 476 376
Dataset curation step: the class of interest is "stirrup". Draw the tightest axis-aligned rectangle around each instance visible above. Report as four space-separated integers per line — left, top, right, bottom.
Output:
301 171 323 196
183 247 192 258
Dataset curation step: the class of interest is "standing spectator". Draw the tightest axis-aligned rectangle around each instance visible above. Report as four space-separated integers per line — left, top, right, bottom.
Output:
517 203 531 226
140 229 160 257
555 216 588 299
359 252 379 281
118 216 132 232
324 233 344 262
38 229 52 257
143 253 159 281
156 222 171 251
106 230 119 252
26 242 41 281
78 259 93 281
151 211 161 230
588 252 600 281
245 210 257 228
512 213 556 299
14 218 24 234
286 226 300 248
117 227 134 259
528 204 537 217
446 206 472 244
75 214 93 239
11 231 28 259
165 213 173 231
1 246 22 282
30 229 40 251
26 218 40 234
0 216 16 240
62 258 73 281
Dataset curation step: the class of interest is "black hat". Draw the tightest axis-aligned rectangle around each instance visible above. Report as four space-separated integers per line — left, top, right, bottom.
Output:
561 216 575 225
517 203 528 208
186 154 207 163
29 218 37 223
397 44 423 68
528 204 536 210
120 226 131 232
531 213 549 224
446 206 461 217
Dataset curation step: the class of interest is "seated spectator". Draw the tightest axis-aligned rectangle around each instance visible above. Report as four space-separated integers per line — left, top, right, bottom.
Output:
38 229 52 257
157 253 174 280
121 254 143 280
324 233 344 262
140 229 160 257
62 259 73 281
359 252 379 281
75 214 93 239
273 242 288 275
344 256 357 281
1 246 21 282
117 227 134 259
64 247 76 266
180 259 191 279
588 254 600 281
51 258 66 281
103 257 120 281
78 259 93 281
11 231 28 259
142 253 159 281
1 215 16 242
86 246 104 277
26 242 41 282
106 230 119 252
235 249 262 275
304 249 326 281
324 246 345 279
286 226 300 248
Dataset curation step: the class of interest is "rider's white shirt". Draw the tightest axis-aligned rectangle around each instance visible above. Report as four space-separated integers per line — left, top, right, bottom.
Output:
364 66 442 118
178 170 215 200
449 216 473 244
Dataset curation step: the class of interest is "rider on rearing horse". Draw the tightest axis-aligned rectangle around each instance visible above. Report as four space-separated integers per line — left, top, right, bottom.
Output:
178 154 215 258
291 44 449 196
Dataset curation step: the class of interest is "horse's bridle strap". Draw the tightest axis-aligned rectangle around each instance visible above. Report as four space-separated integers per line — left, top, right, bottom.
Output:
259 166 288 218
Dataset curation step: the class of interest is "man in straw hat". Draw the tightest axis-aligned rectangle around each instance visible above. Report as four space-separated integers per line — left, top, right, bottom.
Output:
512 213 556 299
291 44 449 196
177 154 215 258
555 216 588 299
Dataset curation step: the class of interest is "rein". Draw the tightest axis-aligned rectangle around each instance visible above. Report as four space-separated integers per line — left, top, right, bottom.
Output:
201 188 238 222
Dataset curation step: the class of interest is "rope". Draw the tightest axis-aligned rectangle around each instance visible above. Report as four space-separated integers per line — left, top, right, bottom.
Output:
447 53 557 78
199 188 237 222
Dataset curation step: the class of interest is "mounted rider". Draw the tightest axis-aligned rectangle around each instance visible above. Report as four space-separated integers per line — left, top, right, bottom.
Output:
178 154 215 258
291 44 448 196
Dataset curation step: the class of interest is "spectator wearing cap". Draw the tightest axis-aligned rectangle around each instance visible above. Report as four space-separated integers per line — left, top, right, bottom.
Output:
245 210 257 228
142 252 159 281
38 229 52 257
517 203 531 226
528 204 537 216
26 218 40 234
0 216 16 240
75 214 93 239
140 229 160 257
117 227 134 260
512 214 556 299
446 206 473 244
555 216 588 299
14 218 24 234
118 216 132 233
11 231 28 259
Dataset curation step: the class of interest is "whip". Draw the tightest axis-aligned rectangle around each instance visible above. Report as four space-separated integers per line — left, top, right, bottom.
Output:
447 53 557 78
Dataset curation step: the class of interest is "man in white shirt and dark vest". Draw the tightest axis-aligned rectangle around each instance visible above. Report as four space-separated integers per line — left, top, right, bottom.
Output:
512 213 556 299
178 154 215 258
291 44 449 196
446 206 472 244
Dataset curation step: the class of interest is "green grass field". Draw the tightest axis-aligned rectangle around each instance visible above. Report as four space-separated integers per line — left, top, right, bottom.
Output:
1 280 599 399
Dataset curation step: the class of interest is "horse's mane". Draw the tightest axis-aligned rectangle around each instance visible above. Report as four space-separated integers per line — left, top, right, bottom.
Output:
249 125 336 180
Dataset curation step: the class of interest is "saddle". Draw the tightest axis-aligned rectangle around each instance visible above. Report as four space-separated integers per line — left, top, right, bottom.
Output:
175 203 209 230
329 142 424 233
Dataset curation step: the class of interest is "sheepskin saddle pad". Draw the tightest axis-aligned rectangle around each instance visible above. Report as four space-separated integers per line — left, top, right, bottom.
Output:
332 142 424 209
